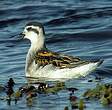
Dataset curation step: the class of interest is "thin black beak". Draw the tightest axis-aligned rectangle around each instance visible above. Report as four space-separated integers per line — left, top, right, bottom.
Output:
19 32 25 39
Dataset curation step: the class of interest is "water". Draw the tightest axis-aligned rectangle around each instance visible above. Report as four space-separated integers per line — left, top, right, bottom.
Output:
0 0 112 109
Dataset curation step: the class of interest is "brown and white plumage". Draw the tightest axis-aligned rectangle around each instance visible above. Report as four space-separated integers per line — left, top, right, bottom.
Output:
21 21 103 80
34 49 89 69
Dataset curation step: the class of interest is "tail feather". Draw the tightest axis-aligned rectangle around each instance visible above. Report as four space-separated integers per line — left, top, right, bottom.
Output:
97 59 104 66
93 59 104 66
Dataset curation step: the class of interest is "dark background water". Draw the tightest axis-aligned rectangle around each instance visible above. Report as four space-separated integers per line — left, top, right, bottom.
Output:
0 0 112 110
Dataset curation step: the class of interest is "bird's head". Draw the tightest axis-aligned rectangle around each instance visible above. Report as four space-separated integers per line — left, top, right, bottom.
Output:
21 21 46 51
22 21 45 44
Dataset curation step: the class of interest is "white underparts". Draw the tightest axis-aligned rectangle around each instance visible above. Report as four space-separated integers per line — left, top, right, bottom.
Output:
25 61 99 80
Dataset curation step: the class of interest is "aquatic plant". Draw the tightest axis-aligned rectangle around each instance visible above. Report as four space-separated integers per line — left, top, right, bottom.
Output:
1 78 112 110
83 83 112 106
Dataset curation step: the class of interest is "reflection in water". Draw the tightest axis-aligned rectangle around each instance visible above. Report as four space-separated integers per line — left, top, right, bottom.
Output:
26 77 71 83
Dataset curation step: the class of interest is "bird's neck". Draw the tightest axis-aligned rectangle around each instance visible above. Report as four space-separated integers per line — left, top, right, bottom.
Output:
29 35 46 54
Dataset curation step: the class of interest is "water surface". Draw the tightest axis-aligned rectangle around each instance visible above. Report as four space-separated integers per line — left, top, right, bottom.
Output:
0 0 112 110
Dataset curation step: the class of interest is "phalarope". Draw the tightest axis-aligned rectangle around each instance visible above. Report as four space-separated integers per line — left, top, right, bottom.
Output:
21 21 103 80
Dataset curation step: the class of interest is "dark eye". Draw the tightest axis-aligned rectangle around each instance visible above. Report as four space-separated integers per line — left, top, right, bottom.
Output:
27 27 32 31
26 27 39 34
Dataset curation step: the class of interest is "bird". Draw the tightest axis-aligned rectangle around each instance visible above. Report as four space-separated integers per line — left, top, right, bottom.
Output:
21 21 103 81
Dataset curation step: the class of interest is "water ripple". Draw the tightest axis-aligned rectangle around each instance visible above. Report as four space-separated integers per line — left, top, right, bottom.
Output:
0 0 112 109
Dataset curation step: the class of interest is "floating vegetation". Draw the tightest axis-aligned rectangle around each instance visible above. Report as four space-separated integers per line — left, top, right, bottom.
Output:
69 93 85 110
45 82 65 94
64 106 69 110
4 78 15 105
83 83 112 106
1 78 112 110
0 78 66 107
78 99 85 110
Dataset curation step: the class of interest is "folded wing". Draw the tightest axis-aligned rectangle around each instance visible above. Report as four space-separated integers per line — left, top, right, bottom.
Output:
34 50 89 69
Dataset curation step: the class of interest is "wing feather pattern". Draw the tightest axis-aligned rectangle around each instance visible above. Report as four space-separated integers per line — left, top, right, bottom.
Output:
34 50 89 68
